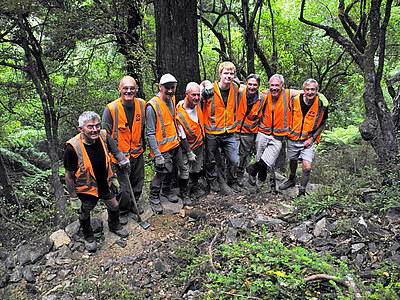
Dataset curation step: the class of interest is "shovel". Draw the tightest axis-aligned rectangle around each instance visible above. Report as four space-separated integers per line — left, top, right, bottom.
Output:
124 170 150 229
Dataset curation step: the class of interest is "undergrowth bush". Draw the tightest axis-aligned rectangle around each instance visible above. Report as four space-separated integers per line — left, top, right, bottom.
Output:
176 231 359 299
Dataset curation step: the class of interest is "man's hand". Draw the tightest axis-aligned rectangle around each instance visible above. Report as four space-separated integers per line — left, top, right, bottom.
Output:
303 137 314 148
70 197 82 210
111 177 121 195
119 157 131 174
155 154 165 169
201 80 214 99
187 151 197 162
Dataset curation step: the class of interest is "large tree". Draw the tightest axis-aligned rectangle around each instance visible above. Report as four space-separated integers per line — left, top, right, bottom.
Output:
300 0 398 165
153 0 200 99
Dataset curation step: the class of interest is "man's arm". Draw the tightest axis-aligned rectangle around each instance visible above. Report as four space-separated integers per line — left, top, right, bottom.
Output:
65 171 77 198
101 106 114 135
146 105 161 157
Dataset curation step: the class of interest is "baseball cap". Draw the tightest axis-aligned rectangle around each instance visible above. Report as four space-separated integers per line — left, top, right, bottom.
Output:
159 73 177 85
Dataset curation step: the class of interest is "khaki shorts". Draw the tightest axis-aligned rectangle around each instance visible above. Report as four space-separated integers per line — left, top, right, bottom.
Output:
255 132 283 167
287 139 316 162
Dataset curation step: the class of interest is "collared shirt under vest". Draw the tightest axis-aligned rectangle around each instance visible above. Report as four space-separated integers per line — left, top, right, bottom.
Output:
258 89 290 136
203 81 239 134
146 96 180 157
236 87 266 134
176 101 204 150
66 130 113 197
106 97 145 162
288 94 327 143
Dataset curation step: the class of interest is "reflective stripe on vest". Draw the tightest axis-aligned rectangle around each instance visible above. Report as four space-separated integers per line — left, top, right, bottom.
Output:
204 82 238 133
236 89 266 133
176 103 204 150
108 98 145 159
288 95 325 142
259 89 289 135
67 130 112 197
147 96 180 156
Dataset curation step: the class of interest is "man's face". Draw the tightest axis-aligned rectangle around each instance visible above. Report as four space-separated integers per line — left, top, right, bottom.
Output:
303 82 318 102
219 68 235 85
186 86 201 107
119 77 138 104
159 83 177 101
246 78 260 95
79 119 101 143
269 78 283 99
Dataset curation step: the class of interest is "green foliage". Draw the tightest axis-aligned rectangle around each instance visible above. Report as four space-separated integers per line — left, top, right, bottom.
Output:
320 125 362 148
0 127 46 148
176 232 358 299
367 262 400 299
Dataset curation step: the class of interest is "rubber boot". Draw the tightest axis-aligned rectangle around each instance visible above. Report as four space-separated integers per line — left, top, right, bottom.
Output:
297 186 306 197
268 166 278 194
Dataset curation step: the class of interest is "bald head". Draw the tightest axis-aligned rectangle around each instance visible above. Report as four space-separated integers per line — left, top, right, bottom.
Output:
118 76 138 106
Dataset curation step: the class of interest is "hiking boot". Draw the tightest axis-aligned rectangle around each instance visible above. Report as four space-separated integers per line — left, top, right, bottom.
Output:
256 179 265 189
119 214 128 225
237 176 244 187
297 186 306 197
279 176 296 190
209 180 220 192
84 236 97 252
161 190 180 203
182 195 193 207
150 201 163 214
191 184 207 199
229 182 241 193
248 174 256 186
109 226 129 238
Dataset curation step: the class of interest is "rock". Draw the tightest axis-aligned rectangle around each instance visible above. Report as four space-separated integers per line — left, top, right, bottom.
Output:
59 269 71 279
31 265 43 276
31 237 53 263
298 233 313 243
26 283 40 295
0 264 10 288
22 265 35 283
9 266 23 283
16 244 31 266
255 214 285 228
64 221 80 237
46 273 57 281
115 240 127 248
49 230 71 249
4 253 15 269
154 259 166 273
389 253 400 265
160 194 183 214
229 217 247 229
355 253 364 267
289 223 308 239
351 243 365 253
116 256 137 265
42 295 57 300
383 207 400 226
58 244 73 259
235 205 250 215
368 242 378 253
313 237 336 247
357 216 368 228
313 217 329 238
185 209 207 220
226 227 238 243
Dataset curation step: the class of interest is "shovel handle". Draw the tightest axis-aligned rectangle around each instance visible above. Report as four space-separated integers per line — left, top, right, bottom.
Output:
123 170 142 222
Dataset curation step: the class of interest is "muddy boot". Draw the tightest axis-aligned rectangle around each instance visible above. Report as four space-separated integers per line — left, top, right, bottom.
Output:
268 167 278 194
279 174 296 190
179 178 192 206
161 186 180 203
246 163 258 186
297 186 306 197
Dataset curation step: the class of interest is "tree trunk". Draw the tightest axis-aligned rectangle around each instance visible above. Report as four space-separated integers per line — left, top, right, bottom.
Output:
0 152 20 206
154 0 200 100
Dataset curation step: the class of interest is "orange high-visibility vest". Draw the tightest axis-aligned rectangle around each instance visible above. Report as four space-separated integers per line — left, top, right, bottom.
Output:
236 87 266 134
288 94 326 143
203 81 238 134
176 101 204 150
258 89 290 136
146 96 180 157
66 130 113 197
106 97 145 162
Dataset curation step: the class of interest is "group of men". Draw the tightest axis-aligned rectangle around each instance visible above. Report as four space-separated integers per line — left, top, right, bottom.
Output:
64 61 328 252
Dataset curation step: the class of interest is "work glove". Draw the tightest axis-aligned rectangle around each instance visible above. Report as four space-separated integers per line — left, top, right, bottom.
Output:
201 80 214 99
119 157 131 174
70 197 82 210
111 177 121 195
155 154 165 169
187 151 197 162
